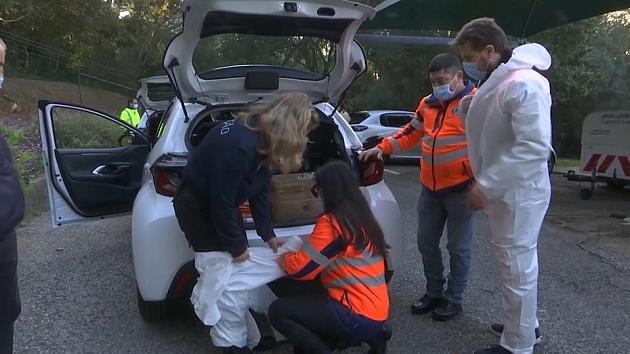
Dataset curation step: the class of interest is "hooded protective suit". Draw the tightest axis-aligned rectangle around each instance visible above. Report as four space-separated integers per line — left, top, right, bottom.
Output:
465 43 552 354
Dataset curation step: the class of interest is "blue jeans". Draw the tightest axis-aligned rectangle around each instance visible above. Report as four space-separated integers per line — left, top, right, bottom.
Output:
417 186 474 304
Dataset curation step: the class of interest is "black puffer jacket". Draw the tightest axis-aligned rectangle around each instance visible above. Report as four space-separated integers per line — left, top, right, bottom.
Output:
0 133 24 325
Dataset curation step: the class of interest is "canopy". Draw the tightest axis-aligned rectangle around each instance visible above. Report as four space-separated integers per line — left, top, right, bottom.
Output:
363 0 630 38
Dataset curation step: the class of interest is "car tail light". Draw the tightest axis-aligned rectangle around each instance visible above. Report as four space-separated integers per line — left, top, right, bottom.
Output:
352 125 368 132
151 154 187 197
240 201 252 218
360 157 385 186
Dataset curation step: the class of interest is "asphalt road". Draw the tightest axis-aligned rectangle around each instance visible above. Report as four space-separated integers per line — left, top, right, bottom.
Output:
14 165 630 354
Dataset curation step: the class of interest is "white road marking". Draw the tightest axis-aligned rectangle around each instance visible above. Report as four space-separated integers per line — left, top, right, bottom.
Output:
384 169 400 175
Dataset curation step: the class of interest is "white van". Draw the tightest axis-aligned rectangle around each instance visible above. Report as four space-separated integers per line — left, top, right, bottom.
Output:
566 111 630 199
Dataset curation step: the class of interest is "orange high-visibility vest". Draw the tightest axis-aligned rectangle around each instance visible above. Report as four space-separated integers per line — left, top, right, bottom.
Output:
379 83 476 192
283 214 389 322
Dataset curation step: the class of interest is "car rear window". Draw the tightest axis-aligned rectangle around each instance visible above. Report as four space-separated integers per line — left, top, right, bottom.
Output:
147 82 176 102
380 113 413 128
193 34 336 80
349 112 371 124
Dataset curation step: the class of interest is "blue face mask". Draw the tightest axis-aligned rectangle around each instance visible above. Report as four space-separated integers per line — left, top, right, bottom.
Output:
463 61 487 81
432 83 455 101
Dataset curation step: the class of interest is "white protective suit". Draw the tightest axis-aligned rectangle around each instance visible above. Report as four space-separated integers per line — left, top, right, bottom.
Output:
191 237 303 349
465 43 552 354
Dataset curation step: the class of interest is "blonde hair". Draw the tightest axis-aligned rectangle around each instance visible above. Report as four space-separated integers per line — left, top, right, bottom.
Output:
238 93 319 174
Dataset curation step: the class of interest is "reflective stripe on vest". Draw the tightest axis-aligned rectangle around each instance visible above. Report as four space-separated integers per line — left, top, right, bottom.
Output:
422 147 468 165
423 135 467 148
386 137 401 153
410 119 423 129
303 240 333 268
324 248 382 273
325 273 386 289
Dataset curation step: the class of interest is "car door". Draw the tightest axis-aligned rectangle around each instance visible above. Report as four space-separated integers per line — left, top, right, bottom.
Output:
38 100 150 227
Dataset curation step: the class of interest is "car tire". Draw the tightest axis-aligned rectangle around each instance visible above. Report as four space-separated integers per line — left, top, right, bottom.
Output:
579 188 593 200
547 158 555 175
137 287 170 322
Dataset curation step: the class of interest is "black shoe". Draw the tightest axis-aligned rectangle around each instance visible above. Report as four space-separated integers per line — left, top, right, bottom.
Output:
431 300 462 321
367 325 392 354
473 345 513 354
223 346 252 354
411 294 443 315
490 323 542 344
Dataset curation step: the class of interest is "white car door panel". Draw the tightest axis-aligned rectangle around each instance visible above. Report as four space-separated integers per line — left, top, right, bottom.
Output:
38 100 150 227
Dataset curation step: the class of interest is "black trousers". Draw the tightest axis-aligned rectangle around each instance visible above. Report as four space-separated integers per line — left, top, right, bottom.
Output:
268 292 353 354
0 322 14 354
0 256 19 354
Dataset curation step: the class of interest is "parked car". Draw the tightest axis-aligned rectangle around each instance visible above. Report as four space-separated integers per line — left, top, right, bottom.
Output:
350 110 420 160
38 0 403 321
134 76 175 143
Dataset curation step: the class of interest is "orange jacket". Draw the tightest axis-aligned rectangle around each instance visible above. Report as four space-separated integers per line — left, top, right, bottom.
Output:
283 214 389 322
378 82 476 193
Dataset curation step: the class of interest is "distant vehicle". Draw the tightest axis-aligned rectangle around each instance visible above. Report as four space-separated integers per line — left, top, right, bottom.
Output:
135 76 175 140
566 111 630 199
350 110 420 160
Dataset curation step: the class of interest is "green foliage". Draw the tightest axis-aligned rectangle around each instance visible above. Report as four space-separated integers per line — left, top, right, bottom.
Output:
1 1 629 159
194 34 336 76
53 108 126 149
0 124 25 146
0 124 39 186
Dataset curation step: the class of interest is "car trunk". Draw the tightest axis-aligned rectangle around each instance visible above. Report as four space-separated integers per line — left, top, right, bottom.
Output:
186 105 349 229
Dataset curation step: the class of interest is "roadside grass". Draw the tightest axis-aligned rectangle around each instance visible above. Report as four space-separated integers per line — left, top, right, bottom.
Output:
556 158 580 169
0 123 43 188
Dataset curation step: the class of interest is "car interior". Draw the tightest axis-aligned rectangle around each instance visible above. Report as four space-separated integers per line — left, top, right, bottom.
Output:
186 105 350 173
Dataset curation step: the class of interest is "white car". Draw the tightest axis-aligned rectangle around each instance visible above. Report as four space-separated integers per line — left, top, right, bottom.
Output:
135 75 174 133
38 0 403 321
350 110 420 160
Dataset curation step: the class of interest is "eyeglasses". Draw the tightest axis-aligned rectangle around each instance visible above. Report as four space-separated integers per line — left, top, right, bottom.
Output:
310 184 320 198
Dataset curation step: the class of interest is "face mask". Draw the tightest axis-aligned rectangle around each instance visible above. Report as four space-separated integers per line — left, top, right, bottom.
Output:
433 82 455 101
0 76 4 89
463 61 486 81
130 103 138 109
432 74 460 101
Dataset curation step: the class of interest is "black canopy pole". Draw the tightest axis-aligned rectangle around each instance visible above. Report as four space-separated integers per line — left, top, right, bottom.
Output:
519 0 540 40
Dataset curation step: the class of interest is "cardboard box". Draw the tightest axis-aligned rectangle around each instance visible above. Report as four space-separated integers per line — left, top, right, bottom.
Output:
270 172 324 226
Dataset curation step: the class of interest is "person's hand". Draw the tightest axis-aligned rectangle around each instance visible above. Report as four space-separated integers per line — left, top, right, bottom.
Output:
358 147 383 162
467 184 486 211
233 249 250 263
267 237 285 253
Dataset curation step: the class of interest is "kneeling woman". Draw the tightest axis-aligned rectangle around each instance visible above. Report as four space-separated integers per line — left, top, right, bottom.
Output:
270 161 390 354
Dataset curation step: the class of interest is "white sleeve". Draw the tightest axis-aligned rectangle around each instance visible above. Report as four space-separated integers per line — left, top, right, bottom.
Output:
476 79 552 198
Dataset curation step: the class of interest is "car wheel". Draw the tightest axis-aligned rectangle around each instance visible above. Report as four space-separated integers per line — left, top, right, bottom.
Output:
137 287 170 322
547 158 555 175
579 188 593 200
